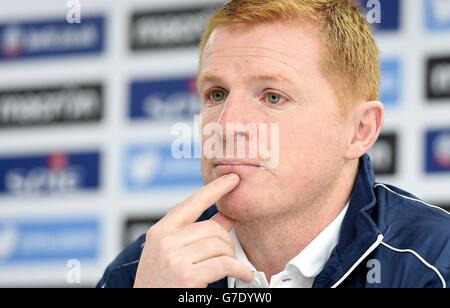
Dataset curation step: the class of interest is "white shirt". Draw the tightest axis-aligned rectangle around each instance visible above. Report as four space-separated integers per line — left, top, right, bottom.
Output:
228 204 349 288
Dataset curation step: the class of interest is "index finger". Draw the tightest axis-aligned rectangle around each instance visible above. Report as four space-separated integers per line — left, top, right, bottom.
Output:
162 173 240 229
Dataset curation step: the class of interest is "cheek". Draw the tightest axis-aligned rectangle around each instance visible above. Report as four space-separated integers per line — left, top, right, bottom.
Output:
201 106 221 124
201 157 208 178
278 114 345 170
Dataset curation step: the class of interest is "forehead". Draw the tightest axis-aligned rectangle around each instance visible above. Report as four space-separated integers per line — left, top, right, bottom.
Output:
199 22 323 81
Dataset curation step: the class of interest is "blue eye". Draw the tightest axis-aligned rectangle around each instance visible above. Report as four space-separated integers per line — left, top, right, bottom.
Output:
209 89 227 102
267 93 283 104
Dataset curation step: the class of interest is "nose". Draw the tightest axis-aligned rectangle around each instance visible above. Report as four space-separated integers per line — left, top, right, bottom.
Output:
213 91 262 160
217 91 255 138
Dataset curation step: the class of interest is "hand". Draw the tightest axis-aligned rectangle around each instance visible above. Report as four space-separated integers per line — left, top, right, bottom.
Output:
134 173 254 288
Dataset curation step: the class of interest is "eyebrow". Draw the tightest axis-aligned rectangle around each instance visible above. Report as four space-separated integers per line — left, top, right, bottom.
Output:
197 73 297 87
196 74 222 87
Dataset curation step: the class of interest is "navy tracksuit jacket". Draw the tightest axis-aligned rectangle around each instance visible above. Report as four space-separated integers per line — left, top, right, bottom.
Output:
98 154 450 288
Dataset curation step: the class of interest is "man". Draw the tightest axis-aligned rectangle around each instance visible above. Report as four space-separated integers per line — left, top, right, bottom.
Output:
98 0 450 288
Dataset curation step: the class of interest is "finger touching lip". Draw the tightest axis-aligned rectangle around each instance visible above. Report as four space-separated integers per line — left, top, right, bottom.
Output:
214 164 260 176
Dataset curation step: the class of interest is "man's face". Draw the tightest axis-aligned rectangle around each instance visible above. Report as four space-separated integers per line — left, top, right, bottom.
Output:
197 22 351 222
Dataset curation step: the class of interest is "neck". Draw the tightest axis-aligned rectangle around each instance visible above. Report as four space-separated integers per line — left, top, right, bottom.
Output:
235 159 359 280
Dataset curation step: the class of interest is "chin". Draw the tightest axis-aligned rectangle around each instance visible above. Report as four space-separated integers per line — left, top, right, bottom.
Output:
216 185 263 221
203 167 275 220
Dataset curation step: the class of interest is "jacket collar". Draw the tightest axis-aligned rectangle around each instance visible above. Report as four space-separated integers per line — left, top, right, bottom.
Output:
207 154 382 288
313 154 383 288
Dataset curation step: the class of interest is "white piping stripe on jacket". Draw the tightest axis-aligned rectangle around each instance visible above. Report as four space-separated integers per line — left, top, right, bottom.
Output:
331 234 384 288
374 183 447 288
332 183 449 288
374 183 450 217
104 184 448 289
380 241 446 288
101 260 140 288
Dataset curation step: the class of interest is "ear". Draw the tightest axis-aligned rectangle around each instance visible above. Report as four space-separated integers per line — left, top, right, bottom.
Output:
345 101 384 160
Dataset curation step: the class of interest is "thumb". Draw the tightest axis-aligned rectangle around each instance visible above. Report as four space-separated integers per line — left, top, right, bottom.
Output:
210 212 235 232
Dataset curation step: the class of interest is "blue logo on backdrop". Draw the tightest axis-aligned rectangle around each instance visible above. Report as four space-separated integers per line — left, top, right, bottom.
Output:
426 129 450 173
0 151 101 195
425 0 450 30
360 0 401 31
381 59 401 106
0 218 99 265
124 144 202 190
0 16 104 61
129 76 201 120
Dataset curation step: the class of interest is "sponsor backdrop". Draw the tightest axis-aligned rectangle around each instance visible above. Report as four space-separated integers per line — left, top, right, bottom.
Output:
0 0 448 287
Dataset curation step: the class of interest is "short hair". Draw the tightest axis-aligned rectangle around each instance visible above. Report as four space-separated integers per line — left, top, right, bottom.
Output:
199 0 380 112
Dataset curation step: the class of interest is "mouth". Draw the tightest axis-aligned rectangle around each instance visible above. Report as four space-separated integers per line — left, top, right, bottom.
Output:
213 159 261 176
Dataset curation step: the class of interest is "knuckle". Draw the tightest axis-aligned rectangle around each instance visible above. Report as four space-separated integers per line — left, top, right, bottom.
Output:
206 220 225 235
165 207 178 219
211 237 232 256
192 276 207 288
173 201 184 210
183 195 196 206
219 257 233 272
225 243 235 256
146 225 160 241
189 189 207 206
207 219 220 229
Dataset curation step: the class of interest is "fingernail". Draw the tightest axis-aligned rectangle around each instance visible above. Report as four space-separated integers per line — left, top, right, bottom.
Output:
248 271 256 283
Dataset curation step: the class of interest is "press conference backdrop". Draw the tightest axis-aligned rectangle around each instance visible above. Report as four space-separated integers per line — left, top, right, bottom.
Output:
0 0 448 287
